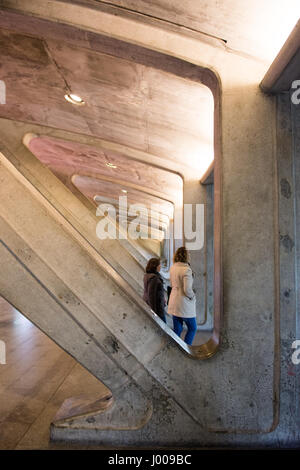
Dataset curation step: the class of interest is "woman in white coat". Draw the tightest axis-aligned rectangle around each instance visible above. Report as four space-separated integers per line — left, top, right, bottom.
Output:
168 246 197 345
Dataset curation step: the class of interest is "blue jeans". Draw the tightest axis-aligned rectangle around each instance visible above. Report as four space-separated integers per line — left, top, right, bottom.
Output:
173 316 197 345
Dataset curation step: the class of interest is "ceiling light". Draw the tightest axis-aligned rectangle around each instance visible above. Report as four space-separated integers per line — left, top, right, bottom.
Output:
106 162 117 169
121 189 127 193
64 93 85 105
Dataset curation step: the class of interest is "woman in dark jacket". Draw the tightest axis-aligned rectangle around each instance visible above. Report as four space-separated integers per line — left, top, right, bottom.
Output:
143 258 166 323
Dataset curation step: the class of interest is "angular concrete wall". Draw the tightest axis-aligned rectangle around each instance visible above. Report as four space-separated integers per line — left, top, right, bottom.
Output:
0 122 295 446
0 0 299 447
51 91 300 449
0 121 146 295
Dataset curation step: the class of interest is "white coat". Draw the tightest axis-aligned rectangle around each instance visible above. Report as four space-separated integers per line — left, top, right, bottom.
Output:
168 262 196 318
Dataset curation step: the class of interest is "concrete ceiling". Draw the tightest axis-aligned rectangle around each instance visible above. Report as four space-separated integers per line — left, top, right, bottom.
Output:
82 0 300 63
1 1 296 213
0 28 214 171
72 175 174 216
2 0 296 258
27 135 182 201
0 16 212 247
27 136 181 240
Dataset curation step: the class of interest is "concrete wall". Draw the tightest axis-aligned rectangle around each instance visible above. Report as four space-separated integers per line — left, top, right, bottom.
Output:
0 120 146 294
0 0 299 447
51 84 300 449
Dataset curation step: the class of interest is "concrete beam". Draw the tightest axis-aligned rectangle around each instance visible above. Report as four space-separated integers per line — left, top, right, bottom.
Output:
261 20 300 93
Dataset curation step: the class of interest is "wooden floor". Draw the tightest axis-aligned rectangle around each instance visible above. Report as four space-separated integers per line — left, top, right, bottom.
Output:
0 297 109 450
0 296 212 450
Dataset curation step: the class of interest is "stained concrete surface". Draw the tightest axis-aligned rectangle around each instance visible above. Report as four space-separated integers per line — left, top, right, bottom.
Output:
0 0 299 448
0 296 110 450
0 28 214 172
0 10 215 330
0 296 211 450
87 0 298 62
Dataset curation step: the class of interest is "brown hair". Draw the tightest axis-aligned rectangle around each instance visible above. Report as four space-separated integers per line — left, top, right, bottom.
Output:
145 257 161 273
173 246 188 263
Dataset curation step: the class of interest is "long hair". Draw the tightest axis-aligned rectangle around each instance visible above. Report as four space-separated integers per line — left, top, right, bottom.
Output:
145 257 161 273
173 246 188 263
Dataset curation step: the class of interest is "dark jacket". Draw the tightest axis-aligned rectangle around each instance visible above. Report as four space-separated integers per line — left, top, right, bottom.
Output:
143 272 165 321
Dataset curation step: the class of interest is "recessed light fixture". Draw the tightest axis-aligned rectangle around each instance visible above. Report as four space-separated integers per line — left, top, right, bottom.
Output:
121 189 128 193
64 93 85 105
106 162 117 169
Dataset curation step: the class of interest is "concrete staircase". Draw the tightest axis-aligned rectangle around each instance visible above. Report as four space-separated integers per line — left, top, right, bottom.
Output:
0 147 217 445
0 146 277 448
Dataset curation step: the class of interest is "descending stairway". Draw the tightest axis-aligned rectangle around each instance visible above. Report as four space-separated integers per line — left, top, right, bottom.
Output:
0 147 221 446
